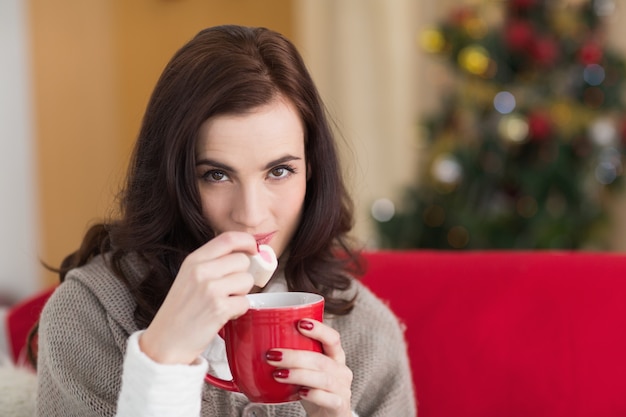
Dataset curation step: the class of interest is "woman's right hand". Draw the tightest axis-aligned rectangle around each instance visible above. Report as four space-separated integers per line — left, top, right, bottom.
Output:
138 231 258 365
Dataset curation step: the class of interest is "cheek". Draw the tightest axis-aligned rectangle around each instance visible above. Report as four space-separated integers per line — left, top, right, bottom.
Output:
199 189 227 228
276 181 307 220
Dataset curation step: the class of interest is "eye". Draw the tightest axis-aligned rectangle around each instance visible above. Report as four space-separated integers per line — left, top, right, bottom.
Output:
269 165 295 179
202 170 229 182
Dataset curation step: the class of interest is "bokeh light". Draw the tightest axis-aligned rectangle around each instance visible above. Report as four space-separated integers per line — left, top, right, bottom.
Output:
498 114 529 144
423 205 446 227
371 198 396 222
493 91 516 114
595 147 623 185
464 16 488 39
420 28 446 53
458 45 490 75
595 161 618 184
431 154 463 186
583 64 605 86
447 226 470 248
594 0 615 16
589 118 617 146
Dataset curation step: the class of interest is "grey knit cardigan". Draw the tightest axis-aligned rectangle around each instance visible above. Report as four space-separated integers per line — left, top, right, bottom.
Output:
36 254 416 416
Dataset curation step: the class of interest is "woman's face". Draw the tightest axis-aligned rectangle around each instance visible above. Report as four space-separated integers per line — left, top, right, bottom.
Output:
195 96 307 259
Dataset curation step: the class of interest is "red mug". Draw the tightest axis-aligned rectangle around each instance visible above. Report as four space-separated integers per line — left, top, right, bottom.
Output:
204 292 324 403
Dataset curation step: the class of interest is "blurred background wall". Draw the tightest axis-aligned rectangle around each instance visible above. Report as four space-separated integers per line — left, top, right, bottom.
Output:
1 0 626 301
27 0 293 292
294 0 422 247
0 0 39 301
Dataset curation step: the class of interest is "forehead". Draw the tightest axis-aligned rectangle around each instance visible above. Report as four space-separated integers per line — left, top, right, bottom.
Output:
196 97 305 159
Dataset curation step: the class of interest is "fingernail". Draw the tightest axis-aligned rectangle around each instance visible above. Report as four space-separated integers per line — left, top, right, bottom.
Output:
299 320 314 330
273 369 289 379
299 388 309 397
266 350 283 362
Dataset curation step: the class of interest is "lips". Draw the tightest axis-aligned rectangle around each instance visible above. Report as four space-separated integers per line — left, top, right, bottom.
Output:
253 232 275 246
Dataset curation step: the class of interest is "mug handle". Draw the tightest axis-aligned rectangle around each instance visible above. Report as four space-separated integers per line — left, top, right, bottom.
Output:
204 373 240 392
204 327 240 392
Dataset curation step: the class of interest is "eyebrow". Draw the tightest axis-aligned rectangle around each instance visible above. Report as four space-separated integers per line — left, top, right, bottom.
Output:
195 154 303 172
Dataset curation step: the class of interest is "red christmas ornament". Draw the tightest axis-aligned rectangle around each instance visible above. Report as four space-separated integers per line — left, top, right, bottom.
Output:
505 20 534 51
510 0 536 10
578 41 603 65
449 6 475 26
530 37 559 67
528 111 552 141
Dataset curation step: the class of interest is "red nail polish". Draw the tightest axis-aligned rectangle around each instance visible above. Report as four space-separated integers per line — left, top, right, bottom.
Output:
273 369 289 379
299 388 310 397
266 350 283 362
299 320 314 330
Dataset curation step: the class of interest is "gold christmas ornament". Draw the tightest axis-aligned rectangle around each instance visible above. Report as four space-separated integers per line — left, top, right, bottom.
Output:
458 45 490 75
550 8 581 37
419 28 446 53
463 16 488 39
549 100 578 137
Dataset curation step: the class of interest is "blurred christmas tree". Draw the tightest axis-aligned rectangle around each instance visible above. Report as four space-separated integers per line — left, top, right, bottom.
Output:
375 0 626 250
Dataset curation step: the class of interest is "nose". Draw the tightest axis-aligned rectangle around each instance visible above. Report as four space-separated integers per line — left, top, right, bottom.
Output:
231 181 267 229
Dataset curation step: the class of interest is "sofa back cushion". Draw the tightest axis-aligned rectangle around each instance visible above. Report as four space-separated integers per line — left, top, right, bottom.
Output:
6 287 55 365
361 251 626 417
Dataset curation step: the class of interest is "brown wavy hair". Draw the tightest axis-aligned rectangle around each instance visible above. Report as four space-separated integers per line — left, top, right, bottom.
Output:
50 25 362 333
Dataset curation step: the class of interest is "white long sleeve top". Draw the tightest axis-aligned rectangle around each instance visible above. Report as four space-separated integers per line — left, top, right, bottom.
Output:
116 279 288 417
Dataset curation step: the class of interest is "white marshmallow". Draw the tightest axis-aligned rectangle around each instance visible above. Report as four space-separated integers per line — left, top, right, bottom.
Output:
248 244 278 288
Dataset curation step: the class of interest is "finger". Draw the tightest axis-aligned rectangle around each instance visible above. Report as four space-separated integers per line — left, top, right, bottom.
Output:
218 290 251 321
267 350 353 386
272 366 351 391
191 275 253 326
299 386 349 413
266 348 330 372
187 252 251 281
158 271 253 326
192 231 258 262
297 319 346 364
211 271 255 298
226 301 251 321
269 366 352 413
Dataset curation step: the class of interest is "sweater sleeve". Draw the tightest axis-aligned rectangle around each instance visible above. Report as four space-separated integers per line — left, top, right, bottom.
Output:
116 331 209 417
37 278 126 416
341 285 417 417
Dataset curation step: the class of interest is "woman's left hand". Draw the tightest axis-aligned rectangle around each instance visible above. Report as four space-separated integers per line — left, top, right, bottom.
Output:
266 319 353 417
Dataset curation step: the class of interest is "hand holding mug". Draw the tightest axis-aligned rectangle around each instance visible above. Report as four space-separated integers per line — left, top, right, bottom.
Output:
267 318 354 417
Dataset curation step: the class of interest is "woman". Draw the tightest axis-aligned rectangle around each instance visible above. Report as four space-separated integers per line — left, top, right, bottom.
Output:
36 25 415 416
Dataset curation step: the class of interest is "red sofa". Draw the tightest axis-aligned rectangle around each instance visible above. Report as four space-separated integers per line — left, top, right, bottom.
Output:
7 251 626 416
361 251 626 417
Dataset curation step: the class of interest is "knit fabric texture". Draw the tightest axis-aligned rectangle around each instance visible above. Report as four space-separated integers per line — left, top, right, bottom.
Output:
36 254 416 416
